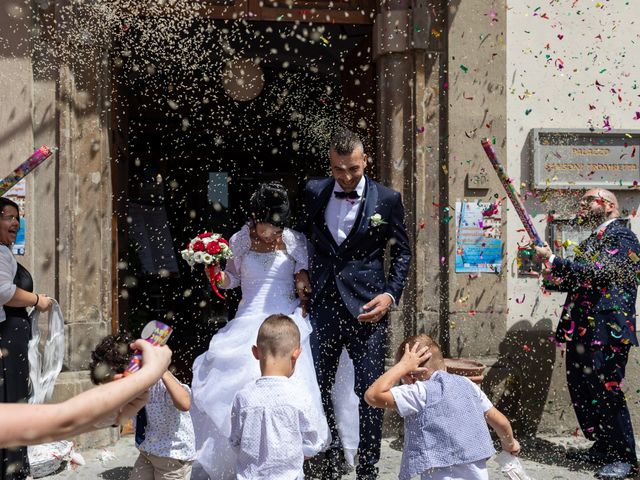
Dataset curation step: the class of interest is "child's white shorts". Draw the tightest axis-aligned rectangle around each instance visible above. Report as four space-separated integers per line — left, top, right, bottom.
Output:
421 459 488 480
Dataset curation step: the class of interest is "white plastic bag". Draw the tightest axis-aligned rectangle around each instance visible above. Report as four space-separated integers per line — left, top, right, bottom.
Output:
27 301 74 476
28 300 65 404
27 441 72 478
495 451 534 480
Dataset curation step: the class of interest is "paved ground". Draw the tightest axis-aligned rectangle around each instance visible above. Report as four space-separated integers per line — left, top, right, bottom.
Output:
44 433 634 479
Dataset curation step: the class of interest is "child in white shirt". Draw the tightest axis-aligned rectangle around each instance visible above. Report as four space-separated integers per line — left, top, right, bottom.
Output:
229 314 322 480
89 333 196 480
365 334 520 480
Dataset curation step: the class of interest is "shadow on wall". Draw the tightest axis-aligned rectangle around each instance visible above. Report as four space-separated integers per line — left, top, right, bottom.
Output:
482 318 556 437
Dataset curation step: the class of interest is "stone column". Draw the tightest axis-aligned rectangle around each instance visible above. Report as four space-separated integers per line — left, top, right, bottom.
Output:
46 0 115 447
445 0 508 358
373 1 446 357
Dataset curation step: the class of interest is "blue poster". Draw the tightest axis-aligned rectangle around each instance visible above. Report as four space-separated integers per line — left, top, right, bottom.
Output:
12 217 25 256
455 201 502 273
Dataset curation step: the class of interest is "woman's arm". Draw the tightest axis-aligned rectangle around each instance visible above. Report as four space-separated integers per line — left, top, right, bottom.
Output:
4 287 53 312
0 340 171 448
161 371 191 411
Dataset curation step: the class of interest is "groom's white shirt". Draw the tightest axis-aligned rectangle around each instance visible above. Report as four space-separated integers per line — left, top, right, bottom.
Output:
325 176 366 245
323 176 397 305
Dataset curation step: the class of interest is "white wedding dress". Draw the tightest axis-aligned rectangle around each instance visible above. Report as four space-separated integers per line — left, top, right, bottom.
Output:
191 225 359 479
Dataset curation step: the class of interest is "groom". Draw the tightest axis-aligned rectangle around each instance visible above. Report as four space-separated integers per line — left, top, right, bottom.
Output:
301 129 411 480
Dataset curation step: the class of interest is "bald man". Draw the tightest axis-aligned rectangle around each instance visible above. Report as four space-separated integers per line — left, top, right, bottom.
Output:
535 189 639 479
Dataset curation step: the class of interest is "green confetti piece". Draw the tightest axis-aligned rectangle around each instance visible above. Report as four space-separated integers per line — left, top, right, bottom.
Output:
599 68 607 73
460 65 468 73
492 137 496 145
525 109 532 115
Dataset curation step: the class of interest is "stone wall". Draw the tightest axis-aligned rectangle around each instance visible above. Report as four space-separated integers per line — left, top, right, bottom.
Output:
0 2 114 446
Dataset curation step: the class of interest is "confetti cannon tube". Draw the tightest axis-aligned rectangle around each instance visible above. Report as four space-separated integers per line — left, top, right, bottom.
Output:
481 138 544 246
125 320 173 375
0 145 54 196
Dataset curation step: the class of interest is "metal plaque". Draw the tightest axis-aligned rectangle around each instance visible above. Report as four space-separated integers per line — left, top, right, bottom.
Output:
532 128 640 189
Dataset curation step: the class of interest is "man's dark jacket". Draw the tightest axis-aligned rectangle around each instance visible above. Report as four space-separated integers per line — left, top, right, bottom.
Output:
300 175 411 318
549 219 640 346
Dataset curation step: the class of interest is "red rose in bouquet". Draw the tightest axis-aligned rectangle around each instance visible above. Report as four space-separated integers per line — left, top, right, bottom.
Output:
206 242 222 255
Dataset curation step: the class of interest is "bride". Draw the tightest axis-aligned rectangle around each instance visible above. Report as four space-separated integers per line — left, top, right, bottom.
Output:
191 182 358 479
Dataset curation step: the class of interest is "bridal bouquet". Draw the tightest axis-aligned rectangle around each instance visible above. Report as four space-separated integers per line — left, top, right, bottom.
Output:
181 232 232 299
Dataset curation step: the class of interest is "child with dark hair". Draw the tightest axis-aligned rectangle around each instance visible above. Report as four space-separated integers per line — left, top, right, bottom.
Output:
90 333 195 480
365 334 520 480
89 331 135 384
230 314 322 479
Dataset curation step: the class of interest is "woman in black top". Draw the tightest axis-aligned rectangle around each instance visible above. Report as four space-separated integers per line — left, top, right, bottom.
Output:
0 197 52 479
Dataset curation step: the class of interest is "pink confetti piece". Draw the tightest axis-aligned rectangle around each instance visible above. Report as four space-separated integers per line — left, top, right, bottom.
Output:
487 10 498 22
516 294 526 304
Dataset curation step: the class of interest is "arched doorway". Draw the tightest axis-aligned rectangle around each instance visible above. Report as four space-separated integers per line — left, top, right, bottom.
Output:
110 14 377 381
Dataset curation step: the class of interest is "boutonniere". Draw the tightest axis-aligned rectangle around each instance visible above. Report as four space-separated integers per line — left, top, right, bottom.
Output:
370 213 387 227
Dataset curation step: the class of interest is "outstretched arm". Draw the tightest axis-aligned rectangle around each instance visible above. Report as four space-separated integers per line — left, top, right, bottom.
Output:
364 343 430 409
0 341 171 448
485 407 520 455
536 228 640 290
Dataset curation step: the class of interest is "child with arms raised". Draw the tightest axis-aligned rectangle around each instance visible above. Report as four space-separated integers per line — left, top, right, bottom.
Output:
89 332 196 480
365 334 520 480
230 314 322 480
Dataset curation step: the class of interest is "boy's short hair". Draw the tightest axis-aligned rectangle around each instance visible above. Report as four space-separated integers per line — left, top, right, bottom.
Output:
256 314 300 358
396 334 446 370
89 331 135 385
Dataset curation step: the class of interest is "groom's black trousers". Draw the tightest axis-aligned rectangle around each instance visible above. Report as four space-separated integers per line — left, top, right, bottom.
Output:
310 278 387 476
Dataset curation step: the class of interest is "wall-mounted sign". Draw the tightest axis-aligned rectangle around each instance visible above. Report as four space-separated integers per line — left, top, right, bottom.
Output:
455 201 502 274
532 128 640 189
466 171 491 189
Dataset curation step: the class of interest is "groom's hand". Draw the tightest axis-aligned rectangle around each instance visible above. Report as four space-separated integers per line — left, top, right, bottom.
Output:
358 294 393 323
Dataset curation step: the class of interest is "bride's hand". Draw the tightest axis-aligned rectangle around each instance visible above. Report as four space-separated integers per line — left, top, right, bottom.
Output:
300 300 309 318
204 264 222 282
295 270 312 302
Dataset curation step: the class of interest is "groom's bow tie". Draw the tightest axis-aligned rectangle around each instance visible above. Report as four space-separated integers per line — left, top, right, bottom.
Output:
334 190 360 200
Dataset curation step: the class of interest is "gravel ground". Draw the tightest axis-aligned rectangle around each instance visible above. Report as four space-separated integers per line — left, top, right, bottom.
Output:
43 433 629 479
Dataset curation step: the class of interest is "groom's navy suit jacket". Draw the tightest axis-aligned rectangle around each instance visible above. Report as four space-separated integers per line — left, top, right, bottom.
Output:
300 175 411 318
549 219 640 347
